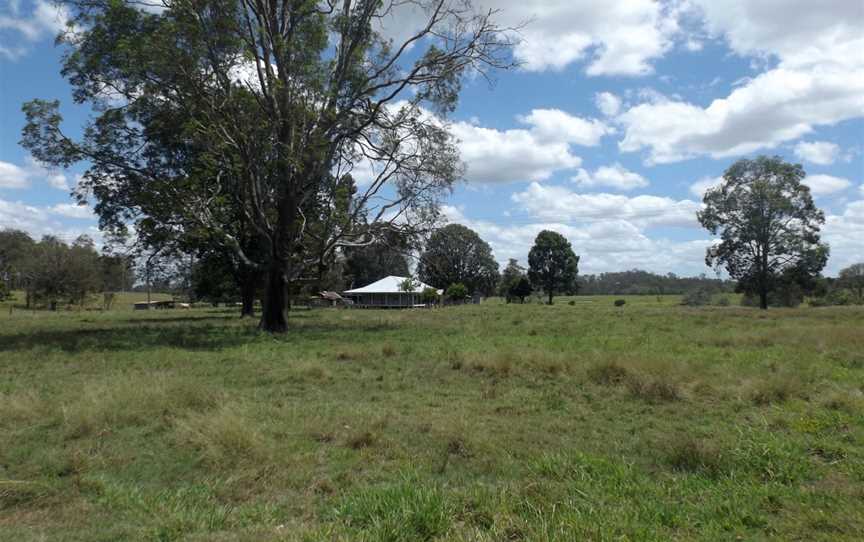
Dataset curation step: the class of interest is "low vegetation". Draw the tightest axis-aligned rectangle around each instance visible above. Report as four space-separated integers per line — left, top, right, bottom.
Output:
1 295 862 540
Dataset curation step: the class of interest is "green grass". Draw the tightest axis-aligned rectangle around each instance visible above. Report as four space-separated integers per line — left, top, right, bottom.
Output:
1 297 862 540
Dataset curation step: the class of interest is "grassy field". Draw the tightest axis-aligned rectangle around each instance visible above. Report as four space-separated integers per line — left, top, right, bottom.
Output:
1 296 862 541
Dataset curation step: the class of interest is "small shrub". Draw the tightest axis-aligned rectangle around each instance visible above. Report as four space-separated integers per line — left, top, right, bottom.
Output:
587 361 630 385
627 376 681 403
681 288 712 306
568 300 575 306
750 377 802 406
381 344 397 357
667 438 725 477
347 431 376 450
713 295 731 306
614 299 626 307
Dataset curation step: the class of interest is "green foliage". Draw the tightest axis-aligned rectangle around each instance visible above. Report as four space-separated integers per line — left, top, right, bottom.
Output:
698 156 828 309
614 299 626 307
420 287 439 304
838 263 864 301
445 282 469 301
528 230 580 304
418 224 500 295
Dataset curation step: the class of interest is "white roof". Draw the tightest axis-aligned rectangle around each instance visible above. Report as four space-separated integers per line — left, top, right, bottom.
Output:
344 275 441 294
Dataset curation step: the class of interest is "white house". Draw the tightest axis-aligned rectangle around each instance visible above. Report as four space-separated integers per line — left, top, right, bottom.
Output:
343 276 441 308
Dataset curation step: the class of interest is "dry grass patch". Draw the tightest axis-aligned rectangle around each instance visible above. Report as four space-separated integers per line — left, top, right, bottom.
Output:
626 374 681 403
666 438 725 477
586 360 630 385
61 374 219 439
173 403 269 467
749 375 805 406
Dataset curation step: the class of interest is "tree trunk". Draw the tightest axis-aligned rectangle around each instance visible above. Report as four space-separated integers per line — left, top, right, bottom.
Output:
547 290 553 305
259 263 288 332
240 269 256 318
759 288 768 310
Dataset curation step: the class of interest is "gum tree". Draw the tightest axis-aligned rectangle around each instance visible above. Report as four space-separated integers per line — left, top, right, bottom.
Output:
22 0 516 332
698 156 828 310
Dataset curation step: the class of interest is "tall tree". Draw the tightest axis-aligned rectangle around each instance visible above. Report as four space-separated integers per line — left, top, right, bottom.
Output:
498 258 525 302
698 156 828 310
23 1 515 332
528 230 579 305
838 263 864 302
417 223 499 295
0 229 36 295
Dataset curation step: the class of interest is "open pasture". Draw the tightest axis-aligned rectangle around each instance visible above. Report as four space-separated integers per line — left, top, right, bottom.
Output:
1 298 863 540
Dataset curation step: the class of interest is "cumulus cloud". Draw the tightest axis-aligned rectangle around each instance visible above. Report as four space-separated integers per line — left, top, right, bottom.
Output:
793 141 840 165
48 202 94 219
0 0 70 59
822 199 864 274
378 0 682 76
0 161 30 189
511 182 701 228
517 109 612 146
595 92 622 117
571 163 649 191
689 176 724 198
0 157 72 191
616 0 864 164
452 109 610 184
0 197 100 243
804 174 852 196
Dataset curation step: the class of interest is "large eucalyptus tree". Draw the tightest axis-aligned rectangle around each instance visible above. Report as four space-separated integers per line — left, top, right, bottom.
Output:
22 0 515 331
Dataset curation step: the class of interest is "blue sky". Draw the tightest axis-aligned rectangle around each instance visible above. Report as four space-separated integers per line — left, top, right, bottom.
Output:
1 0 862 275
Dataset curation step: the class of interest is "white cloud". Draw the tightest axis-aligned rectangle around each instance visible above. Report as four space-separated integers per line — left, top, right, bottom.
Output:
379 0 682 76
452 108 610 184
511 182 701 228
571 163 649 191
822 199 864 274
517 109 611 146
595 92 622 117
0 0 70 59
804 174 851 196
0 197 100 244
48 203 94 220
689 176 724 198
616 0 864 164
793 141 840 165
0 161 30 189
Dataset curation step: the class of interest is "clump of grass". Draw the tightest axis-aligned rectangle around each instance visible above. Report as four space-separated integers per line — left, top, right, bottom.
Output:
587 360 630 385
62 374 220 439
173 403 268 467
347 431 376 450
822 391 863 414
750 376 803 406
470 351 514 377
381 344 397 358
334 477 452 541
627 375 681 403
0 480 53 508
666 438 725 477
0 390 53 428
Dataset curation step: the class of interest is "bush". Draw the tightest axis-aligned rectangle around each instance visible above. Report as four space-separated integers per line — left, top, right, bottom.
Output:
613 299 626 307
445 283 468 302
713 295 730 306
420 287 439 305
681 288 712 306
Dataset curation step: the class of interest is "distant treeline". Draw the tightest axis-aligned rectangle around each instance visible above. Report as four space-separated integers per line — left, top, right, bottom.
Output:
578 270 734 296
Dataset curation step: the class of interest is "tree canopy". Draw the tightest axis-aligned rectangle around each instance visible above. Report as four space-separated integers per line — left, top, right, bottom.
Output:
698 156 828 309
527 230 579 305
417 223 499 295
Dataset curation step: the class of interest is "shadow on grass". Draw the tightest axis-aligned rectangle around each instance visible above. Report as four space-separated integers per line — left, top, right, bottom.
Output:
0 311 403 354
0 323 257 353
